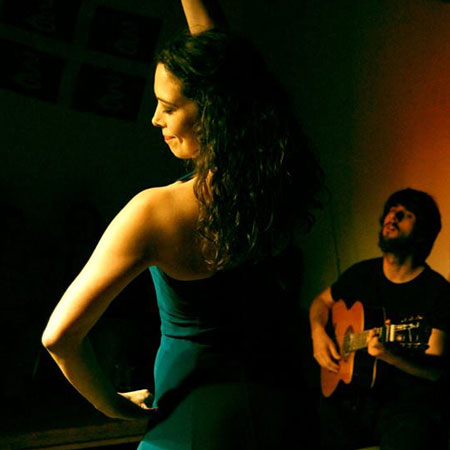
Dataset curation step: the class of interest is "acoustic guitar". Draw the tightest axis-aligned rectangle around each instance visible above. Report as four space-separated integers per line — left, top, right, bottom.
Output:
321 299 428 398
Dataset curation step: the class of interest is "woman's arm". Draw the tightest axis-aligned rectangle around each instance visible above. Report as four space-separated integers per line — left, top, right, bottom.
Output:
181 0 224 34
42 190 164 419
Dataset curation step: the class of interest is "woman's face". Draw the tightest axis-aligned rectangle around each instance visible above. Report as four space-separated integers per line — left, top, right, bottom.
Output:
152 63 199 159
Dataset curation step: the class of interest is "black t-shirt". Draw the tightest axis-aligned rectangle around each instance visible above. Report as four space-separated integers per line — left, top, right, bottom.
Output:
330 257 450 407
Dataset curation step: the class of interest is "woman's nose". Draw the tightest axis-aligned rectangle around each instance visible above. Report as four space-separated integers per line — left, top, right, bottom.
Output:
151 113 160 128
152 106 163 128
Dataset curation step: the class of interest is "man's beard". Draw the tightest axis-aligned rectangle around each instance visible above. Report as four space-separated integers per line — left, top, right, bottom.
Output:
378 229 415 261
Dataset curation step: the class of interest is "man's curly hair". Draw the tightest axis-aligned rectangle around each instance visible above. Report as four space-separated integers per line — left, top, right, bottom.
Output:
156 30 323 270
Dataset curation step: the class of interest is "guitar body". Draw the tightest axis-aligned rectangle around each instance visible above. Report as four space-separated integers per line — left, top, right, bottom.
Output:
321 300 368 398
320 300 427 398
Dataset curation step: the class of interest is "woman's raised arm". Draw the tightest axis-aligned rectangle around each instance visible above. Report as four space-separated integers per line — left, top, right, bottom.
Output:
181 0 224 34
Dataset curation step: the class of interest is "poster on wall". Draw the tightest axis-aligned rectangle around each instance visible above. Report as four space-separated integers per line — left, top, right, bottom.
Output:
0 39 64 103
72 64 146 121
87 6 161 62
0 0 83 42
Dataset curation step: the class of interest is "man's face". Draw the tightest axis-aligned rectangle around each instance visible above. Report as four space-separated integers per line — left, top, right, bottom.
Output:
381 204 416 240
378 204 417 256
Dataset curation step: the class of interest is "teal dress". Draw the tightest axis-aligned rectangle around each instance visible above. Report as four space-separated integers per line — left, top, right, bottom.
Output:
138 257 306 450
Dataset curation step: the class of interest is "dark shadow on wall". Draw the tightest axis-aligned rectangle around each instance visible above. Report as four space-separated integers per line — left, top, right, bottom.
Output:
0 0 180 432
0 199 161 429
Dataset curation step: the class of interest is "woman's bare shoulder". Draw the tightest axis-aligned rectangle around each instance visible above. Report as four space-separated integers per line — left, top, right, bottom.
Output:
128 185 173 210
129 179 197 218
95 183 197 270
126 181 209 278
121 180 198 247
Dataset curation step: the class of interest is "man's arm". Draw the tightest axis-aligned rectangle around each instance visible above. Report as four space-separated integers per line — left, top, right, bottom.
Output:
368 327 447 381
309 286 341 373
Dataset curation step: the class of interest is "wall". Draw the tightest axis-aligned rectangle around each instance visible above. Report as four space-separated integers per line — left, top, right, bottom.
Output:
240 0 450 306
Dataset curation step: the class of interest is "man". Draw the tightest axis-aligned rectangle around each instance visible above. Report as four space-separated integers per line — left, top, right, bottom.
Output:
309 188 450 450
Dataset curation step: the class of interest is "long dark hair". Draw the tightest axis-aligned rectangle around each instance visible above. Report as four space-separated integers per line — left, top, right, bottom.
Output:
156 30 323 270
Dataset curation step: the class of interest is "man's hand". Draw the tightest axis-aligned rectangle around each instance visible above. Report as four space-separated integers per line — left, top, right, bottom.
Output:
367 328 392 362
312 328 341 373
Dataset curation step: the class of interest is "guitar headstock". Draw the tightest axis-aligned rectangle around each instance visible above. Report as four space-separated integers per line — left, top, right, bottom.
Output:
399 314 424 324
383 315 430 350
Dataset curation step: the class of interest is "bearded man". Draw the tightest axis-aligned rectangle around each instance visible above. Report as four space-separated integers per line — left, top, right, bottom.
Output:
309 188 450 450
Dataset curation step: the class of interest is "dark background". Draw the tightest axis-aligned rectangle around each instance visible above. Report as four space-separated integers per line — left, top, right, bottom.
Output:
0 1 326 422
0 0 185 431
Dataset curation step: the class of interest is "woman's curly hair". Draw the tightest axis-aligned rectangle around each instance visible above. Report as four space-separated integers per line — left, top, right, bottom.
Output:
156 30 323 270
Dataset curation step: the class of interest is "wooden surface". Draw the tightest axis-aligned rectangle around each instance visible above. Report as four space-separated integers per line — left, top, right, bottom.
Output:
0 395 149 450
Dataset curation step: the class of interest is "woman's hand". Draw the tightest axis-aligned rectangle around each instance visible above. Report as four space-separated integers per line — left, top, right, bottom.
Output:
181 0 219 34
103 390 158 420
119 388 154 410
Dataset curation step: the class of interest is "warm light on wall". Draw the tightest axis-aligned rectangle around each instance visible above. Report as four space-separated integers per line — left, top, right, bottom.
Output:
300 1 450 305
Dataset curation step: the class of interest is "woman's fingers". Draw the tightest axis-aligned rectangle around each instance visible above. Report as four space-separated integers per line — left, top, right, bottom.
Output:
118 388 154 409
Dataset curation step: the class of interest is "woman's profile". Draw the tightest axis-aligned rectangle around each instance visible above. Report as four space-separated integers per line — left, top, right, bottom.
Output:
42 1 323 448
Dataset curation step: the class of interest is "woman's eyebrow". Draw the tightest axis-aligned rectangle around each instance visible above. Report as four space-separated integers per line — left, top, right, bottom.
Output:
156 96 178 107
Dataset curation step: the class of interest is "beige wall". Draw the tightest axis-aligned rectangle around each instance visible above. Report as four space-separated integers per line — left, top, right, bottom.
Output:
291 1 450 306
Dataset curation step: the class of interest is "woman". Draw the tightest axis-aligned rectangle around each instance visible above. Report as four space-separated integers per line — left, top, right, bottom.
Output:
42 1 322 448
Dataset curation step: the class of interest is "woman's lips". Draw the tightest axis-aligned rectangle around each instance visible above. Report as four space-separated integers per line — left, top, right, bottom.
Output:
164 135 174 142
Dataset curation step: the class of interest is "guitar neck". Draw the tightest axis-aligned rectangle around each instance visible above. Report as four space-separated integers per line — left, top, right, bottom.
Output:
343 321 426 356
347 327 383 352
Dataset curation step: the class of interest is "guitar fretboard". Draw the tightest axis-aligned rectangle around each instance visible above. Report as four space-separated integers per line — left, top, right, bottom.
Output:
341 323 423 356
344 328 380 354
